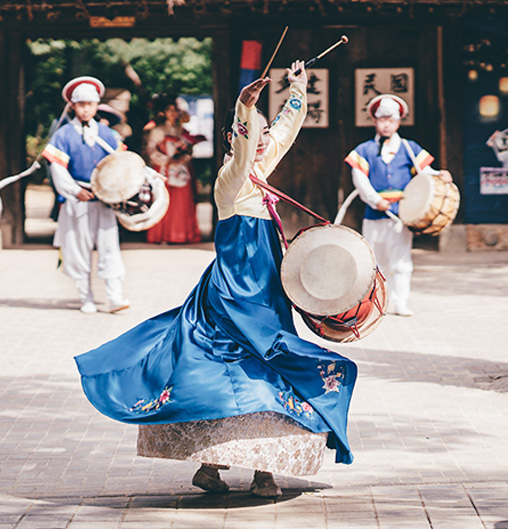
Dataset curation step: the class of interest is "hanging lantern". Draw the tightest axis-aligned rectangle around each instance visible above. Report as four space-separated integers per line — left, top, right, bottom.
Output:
479 95 500 118
468 70 478 81
499 77 508 95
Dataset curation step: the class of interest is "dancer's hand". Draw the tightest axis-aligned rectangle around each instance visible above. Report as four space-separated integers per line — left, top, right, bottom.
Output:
239 78 271 108
286 60 307 86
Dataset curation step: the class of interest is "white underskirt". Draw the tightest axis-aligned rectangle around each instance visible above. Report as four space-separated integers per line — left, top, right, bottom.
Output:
137 411 328 476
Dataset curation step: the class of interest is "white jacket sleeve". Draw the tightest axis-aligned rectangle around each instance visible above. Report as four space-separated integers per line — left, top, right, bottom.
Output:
259 81 307 178
50 163 83 199
214 99 260 209
352 167 384 209
422 165 440 175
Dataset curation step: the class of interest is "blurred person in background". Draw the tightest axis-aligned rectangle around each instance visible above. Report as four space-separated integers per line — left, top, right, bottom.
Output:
143 94 205 244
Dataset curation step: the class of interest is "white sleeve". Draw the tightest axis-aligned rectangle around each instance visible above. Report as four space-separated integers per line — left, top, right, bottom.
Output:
352 167 384 209
421 165 440 175
50 163 82 199
214 99 260 209
259 81 307 178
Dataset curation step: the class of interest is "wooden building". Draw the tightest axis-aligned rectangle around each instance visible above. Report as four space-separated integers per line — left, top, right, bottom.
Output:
1 0 508 248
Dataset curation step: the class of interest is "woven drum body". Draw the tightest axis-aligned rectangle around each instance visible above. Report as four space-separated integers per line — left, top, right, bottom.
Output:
398 173 460 236
299 268 387 343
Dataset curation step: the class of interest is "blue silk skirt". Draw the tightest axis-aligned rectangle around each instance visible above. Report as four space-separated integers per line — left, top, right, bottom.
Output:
75 215 357 464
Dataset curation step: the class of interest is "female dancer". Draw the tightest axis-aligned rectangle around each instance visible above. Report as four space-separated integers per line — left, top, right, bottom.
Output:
75 61 357 498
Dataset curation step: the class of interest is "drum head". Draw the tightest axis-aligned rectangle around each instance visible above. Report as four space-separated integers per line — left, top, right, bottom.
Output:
398 173 434 225
281 224 377 316
91 151 146 204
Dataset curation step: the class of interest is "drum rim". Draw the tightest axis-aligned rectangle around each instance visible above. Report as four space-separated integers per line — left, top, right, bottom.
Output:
398 172 435 225
281 224 377 316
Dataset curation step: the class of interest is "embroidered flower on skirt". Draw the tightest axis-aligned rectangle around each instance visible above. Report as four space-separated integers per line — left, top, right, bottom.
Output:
317 362 345 394
279 390 315 419
129 386 173 413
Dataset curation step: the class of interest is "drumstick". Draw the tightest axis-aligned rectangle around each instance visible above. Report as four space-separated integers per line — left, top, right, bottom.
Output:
0 162 41 191
385 210 404 233
334 188 359 225
260 26 289 78
286 35 349 81
0 162 41 219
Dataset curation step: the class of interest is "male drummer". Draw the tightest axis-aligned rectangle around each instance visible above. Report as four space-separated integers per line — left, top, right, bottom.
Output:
345 94 452 316
42 76 130 314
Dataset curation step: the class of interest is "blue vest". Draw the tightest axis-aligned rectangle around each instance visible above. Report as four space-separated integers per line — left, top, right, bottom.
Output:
350 138 427 220
50 122 119 183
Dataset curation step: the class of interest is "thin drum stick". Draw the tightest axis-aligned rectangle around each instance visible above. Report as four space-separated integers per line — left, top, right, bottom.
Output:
290 35 349 78
315 35 349 61
385 209 404 233
0 162 41 191
334 188 359 225
260 26 289 78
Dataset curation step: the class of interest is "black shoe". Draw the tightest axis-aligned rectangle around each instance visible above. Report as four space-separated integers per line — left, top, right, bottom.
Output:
249 471 282 498
192 467 230 493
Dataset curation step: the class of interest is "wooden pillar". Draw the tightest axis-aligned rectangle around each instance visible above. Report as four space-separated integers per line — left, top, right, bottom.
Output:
211 28 232 230
0 30 6 203
437 25 447 170
0 29 7 248
441 18 464 223
0 30 26 247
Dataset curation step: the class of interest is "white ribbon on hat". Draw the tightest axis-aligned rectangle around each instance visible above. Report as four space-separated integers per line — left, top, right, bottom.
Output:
71 83 101 103
374 97 401 120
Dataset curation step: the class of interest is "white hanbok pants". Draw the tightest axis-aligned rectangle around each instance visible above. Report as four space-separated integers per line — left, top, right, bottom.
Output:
362 218 413 310
54 199 125 303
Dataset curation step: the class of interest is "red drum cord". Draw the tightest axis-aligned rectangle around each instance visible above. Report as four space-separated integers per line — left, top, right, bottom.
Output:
249 174 330 224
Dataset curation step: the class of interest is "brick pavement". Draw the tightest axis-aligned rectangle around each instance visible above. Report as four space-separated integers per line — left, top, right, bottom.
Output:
0 242 507 529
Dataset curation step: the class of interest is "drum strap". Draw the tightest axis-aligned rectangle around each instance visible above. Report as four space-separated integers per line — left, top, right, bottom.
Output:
93 133 117 155
249 174 330 248
249 174 329 223
401 139 422 175
261 191 290 249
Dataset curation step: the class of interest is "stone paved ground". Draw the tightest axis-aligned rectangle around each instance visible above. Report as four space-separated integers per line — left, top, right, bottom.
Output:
1 243 507 529
1 185 507 529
